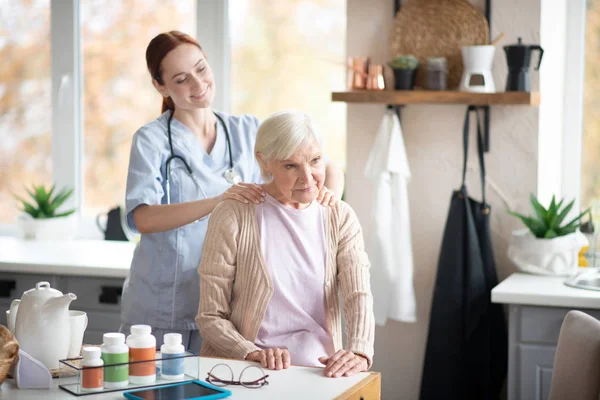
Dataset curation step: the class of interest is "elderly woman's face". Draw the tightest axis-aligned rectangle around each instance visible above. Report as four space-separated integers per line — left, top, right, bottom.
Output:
264 140 325 206
153 43 216 110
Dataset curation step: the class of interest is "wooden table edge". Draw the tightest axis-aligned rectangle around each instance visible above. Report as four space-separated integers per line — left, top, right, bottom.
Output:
334 371 381 400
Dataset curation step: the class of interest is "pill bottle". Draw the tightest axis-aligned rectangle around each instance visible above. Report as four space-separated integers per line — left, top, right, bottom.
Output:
126 324 156 384
81 347 104 391
101 332 129 388
160 333 185 380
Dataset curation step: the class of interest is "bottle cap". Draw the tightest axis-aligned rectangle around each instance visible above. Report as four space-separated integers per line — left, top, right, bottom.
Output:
82 347 101 361
163 333 183 346
103 332 126 345
131 324 152 335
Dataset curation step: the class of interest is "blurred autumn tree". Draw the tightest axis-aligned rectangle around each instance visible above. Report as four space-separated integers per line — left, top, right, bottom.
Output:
230 0 347 167
0 0 345 224
583 0 600 210
80 0 195 216
0 0 52 223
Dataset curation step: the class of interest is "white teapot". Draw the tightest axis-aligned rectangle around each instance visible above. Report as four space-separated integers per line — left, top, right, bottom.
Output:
9 282 77 370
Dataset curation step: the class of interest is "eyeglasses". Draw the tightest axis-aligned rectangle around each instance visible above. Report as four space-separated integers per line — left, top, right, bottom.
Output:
206 363 269 389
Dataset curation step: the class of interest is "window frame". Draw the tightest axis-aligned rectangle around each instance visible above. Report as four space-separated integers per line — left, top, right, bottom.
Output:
561 0 586 213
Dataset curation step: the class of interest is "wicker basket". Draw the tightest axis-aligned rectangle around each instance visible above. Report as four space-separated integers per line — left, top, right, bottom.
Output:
390 0 489 89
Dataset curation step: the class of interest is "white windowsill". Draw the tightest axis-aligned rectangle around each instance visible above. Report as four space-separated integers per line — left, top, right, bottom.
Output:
0 236 135 279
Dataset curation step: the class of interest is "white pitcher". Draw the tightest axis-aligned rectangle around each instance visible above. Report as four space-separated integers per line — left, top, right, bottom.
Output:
10 282 77 370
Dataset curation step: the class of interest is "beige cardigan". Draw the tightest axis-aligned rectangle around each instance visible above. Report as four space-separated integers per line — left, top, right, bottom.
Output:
195 199 375 366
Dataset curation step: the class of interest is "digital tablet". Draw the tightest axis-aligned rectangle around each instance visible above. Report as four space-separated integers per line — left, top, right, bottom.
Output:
123 380 232 400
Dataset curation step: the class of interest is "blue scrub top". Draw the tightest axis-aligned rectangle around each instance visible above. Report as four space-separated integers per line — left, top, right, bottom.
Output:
121 110 262 330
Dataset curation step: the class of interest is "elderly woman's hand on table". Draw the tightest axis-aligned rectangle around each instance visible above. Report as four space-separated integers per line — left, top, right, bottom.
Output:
319 350 369 378
245 348 291 370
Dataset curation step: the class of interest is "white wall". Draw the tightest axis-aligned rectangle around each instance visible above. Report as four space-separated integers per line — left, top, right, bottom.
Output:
346 1 541 398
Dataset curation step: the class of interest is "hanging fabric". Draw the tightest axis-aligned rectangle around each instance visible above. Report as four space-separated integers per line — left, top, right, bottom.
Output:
364 109 416 325
420 107 508 399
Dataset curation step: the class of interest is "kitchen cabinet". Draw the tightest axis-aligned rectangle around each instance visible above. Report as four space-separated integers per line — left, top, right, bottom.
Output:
0 237 134 344
507 304 600 400
1 271 125 344
492 272 600 400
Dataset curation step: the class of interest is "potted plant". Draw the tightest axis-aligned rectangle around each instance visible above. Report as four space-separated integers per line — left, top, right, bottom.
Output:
388 55 419 90
507 194 590 276
14 184 77 240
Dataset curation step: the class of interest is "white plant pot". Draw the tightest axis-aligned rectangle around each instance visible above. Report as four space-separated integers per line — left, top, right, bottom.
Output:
15 213 78 240
507 229 588 276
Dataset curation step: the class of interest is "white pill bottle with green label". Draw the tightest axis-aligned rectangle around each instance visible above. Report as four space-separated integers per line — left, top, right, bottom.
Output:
101 333 129 388
160 333 185 380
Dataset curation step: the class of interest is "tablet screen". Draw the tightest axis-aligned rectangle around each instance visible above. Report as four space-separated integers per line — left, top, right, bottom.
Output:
127 381 225 399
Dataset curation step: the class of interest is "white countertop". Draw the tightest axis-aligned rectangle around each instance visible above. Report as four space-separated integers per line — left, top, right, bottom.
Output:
0 357 377 400
0 237 135 278
492 271 600 309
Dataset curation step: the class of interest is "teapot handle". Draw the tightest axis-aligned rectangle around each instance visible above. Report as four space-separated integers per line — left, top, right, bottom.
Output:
36 282 51 290
531 45 544 70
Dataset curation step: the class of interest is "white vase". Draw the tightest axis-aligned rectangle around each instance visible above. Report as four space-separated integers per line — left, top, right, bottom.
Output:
15 213 78 240
507 229 588 276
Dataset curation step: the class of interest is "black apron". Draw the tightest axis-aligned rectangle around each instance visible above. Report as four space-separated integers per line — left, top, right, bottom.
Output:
420 107 508 399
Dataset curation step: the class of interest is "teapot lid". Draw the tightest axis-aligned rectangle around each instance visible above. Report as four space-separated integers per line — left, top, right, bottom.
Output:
22 281 63 299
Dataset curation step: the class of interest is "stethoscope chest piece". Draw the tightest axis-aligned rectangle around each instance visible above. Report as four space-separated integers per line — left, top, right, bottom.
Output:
224 168 242 185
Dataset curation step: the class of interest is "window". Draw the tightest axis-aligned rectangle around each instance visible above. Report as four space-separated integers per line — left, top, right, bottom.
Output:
80 0 196 217
229 0 347 167
583 0 600 212
0 0 52 224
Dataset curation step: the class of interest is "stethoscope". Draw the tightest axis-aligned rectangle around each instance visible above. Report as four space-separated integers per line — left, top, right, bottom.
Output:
165 110 242 207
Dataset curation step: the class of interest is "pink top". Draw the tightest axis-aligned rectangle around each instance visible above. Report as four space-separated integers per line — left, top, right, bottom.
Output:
254 193 334 367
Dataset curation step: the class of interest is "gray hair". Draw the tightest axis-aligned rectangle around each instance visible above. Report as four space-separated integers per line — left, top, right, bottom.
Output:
254 110 321 181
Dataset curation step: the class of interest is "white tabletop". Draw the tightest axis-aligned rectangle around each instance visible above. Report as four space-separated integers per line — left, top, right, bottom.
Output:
492 271 600 309
0 237 135 278
0 357 377 400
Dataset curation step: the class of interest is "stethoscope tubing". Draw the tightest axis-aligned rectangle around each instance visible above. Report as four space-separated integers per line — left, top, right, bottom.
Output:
164 109 235 206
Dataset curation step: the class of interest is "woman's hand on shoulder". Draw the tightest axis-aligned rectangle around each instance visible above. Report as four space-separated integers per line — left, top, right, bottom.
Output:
221 183 266 204
317 186 339 207
318 350 368 378
245 348 290 370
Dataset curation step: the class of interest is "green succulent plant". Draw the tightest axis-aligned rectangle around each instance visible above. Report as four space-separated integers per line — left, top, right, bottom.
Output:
508 194 590 239
14 184 76 219
388 55 419 70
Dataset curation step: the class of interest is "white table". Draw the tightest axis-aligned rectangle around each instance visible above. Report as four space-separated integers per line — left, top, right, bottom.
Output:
0 357 381 400
491 270 600 308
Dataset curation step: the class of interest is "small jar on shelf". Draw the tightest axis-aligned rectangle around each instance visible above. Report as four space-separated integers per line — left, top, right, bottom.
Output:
425 57 448 90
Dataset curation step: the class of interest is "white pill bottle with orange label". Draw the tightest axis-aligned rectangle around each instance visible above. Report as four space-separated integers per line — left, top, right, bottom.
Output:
126 325 156 384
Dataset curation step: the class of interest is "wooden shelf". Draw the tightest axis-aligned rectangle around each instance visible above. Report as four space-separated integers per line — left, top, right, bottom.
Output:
331 90 540 106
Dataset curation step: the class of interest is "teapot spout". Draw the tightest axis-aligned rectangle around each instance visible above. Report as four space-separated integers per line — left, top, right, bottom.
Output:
47 293 77 310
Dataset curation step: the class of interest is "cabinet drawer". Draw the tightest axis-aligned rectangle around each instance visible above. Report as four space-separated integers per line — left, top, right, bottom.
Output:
520 306 600 344
517 343 555 400
65 276 124 311
84 330 108 346
82 310 122 333
0 272 62 307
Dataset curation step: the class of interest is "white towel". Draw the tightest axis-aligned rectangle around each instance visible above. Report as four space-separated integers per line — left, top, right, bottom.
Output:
364 109 416 325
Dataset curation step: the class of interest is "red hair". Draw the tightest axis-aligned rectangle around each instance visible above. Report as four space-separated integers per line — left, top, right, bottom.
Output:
146 31 203 113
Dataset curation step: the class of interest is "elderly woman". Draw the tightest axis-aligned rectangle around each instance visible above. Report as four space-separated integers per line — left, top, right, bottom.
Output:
196 110 375 378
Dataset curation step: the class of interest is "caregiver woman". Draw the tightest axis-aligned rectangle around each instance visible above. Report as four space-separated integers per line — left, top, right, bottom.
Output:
120 31 344 352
